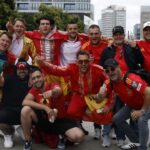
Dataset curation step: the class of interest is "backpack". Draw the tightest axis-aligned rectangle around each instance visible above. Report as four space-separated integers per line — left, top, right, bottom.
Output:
123 69 150 85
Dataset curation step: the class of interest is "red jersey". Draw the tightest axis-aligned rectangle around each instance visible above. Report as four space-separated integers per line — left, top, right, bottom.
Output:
81 41 107 64
114 46 129 72
137 40 150 71
29 82 66 118
40 63 107 96
105 73 147 109
25 30 64 65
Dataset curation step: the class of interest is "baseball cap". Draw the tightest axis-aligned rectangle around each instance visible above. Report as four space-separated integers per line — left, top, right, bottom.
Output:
143 21 150 30
112 26 124 35
16 62 29 69
103 58 119 69
16 58 29 70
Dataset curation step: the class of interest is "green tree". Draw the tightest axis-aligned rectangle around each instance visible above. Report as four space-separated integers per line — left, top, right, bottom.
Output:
34 4 84 32
0 0 17 29
20 13 38 31
0 2 84 32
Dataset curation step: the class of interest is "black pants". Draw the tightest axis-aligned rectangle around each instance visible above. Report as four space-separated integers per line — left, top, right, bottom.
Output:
34 110 78 135
0 107 21 125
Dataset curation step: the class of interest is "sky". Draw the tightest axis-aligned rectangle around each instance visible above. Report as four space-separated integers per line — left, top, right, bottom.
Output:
91 0 150 32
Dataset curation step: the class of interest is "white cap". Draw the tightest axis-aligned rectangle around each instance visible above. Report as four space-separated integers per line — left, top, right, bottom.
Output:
143 21 150 29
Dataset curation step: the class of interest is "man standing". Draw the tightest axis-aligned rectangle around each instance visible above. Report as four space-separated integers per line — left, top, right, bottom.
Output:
21 67 84 150
60 21 88 67
81 24 108 64
9 18 36 65
0 59 30 148
136 21 150 72
100 26 144 71
81 24 108 140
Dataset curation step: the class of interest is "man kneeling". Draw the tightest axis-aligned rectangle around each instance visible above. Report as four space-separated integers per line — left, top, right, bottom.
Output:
21 66 84 150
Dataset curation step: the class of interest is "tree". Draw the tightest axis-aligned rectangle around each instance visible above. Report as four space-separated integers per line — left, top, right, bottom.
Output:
34 4 84 32
0 0 17 29
0 2 84 32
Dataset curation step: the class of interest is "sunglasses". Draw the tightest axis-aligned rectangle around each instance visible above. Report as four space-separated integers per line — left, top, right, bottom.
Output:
78 59 89 65
105 67 116 74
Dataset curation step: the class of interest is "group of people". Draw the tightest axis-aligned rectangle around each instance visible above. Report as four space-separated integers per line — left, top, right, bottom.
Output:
0 15 150 150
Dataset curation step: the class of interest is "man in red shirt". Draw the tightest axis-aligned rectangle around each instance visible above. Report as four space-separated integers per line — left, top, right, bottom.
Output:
81 24 108 64
81 24 108 139
136 22 150 72
95 58 150 150
21 67 84 150
36 50 114 147
126 21 150 73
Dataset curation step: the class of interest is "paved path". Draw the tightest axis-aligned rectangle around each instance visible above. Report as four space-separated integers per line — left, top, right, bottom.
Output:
0 121 149 150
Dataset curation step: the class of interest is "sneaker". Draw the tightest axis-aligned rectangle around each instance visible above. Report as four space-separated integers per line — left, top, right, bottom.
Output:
94 128 101 140
57 135 66 149
0 130 4 137
102 135 111 147
121 142 140 150
110 129 116 140
15 126 25 140
80 124 89 135
117 140 126 147
4 134 13 148
23 141 32 150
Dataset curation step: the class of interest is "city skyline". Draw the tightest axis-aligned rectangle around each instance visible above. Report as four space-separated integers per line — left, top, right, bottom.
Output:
91 0 150 33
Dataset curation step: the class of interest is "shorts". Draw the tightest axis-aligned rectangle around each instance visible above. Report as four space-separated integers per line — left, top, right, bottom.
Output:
34 110 78 135
0 106 22 125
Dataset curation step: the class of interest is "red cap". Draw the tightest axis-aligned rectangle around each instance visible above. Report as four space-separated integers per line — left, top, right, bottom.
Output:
16 62 28 69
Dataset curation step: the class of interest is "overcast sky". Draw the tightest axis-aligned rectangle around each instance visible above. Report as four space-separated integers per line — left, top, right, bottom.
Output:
91 0 150 32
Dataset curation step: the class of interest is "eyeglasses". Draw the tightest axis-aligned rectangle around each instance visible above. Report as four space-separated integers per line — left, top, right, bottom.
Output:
105 67 116 74
78 59 89 65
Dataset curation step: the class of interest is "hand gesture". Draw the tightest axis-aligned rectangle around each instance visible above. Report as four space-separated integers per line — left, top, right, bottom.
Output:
42 90 52 99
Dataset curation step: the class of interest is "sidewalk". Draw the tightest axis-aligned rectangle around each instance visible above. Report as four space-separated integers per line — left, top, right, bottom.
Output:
0 121 126 150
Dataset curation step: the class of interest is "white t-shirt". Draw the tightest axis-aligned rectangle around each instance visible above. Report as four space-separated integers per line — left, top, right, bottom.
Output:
60 40 81 66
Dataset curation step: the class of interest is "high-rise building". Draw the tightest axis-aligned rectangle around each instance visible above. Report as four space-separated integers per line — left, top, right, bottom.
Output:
101 5 126 37
15 0 93 20
140 6 150 39
133 24 140 40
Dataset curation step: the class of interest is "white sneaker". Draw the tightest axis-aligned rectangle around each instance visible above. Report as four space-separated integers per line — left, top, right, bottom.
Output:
117 140 125 147
4 134 13 148
94 128 101 140
102 135 111 147
0 130 4 136
15 125 25 140
110 129 116 139
121 142 140 149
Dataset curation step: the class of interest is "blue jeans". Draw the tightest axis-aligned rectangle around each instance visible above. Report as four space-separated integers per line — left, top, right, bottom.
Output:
113 96 126 140
102 124 112 136
138 106 150 150
113 105 139 143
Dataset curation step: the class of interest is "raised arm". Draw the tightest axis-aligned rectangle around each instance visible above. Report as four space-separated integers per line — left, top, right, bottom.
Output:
35 56 71 76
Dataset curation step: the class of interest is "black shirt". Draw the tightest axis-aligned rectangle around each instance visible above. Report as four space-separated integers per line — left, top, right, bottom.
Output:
2 75 30 107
